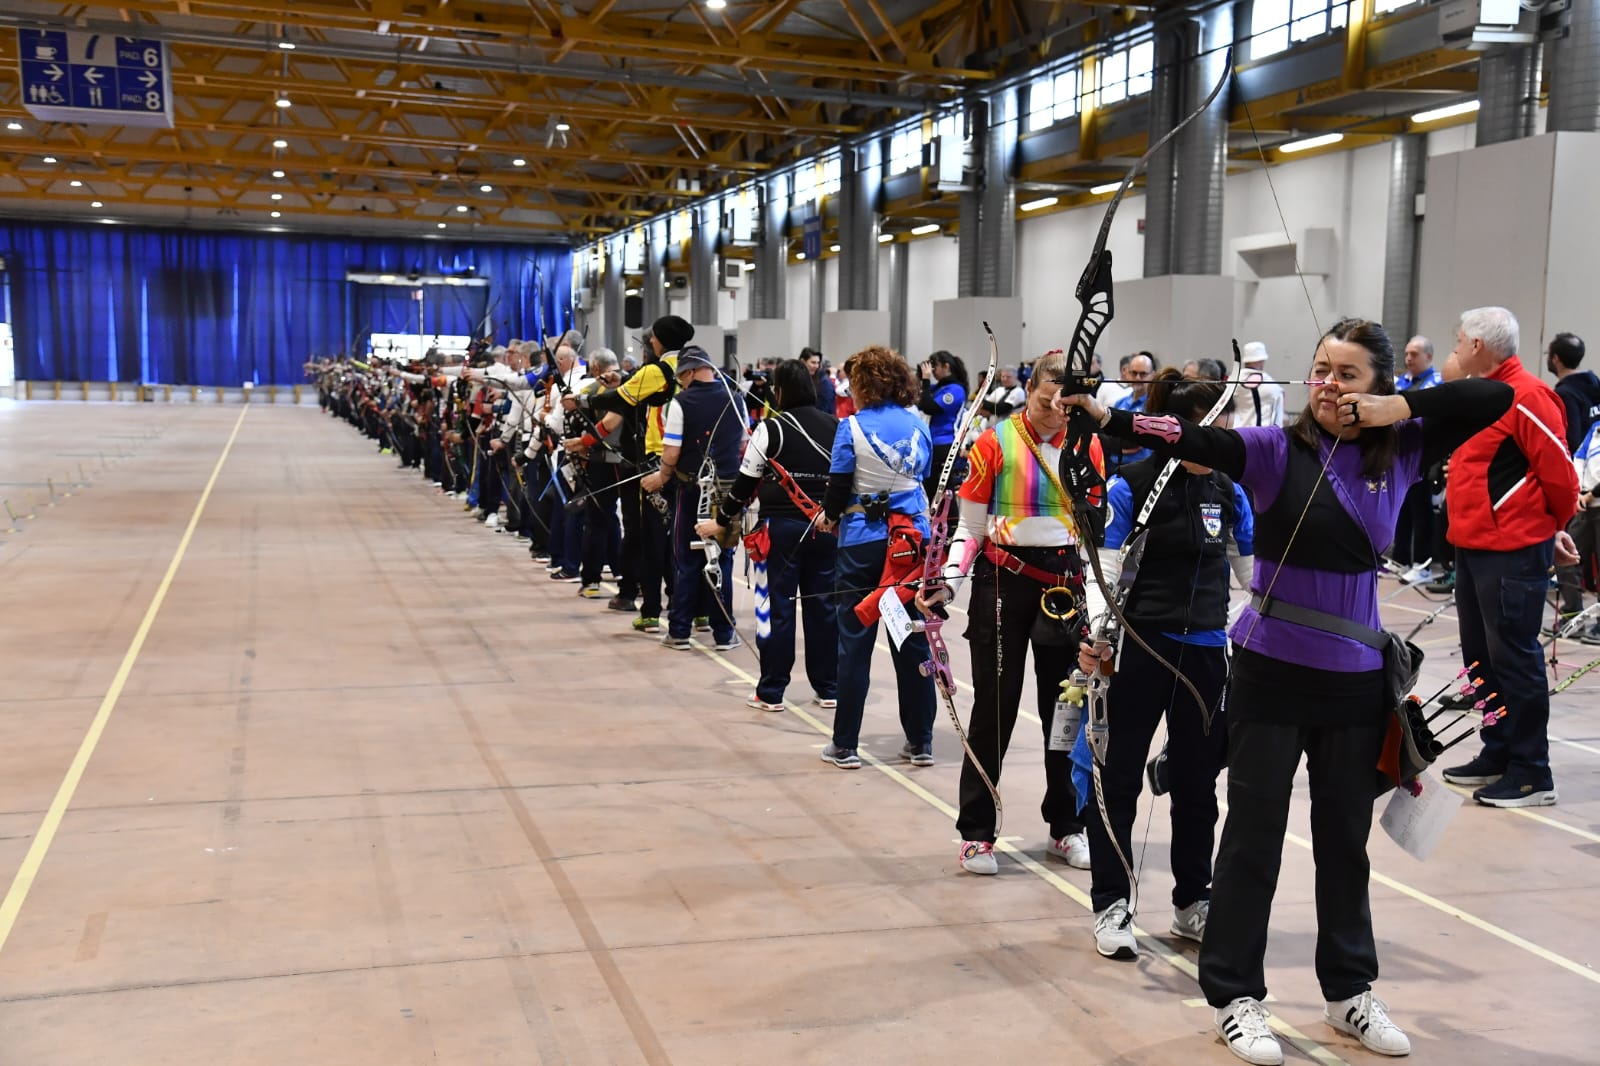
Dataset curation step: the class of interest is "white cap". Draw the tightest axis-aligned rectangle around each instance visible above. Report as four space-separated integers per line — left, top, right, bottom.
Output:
1241 341 1269 365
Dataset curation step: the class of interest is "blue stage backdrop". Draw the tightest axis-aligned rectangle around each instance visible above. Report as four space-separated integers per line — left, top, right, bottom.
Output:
0 219 573 386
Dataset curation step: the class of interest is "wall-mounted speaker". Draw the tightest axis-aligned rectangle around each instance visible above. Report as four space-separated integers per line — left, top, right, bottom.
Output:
624 294 644 329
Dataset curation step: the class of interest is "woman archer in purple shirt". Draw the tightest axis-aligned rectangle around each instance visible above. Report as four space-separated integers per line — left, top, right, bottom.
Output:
1058 319 1511 1066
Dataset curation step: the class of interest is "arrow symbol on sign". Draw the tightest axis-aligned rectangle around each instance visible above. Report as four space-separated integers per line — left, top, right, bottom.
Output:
83 68 104 85
138 71 157 88
44 64 64 81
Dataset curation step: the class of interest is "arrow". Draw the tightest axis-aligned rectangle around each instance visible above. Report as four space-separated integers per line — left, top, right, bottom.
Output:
83 67 104 85
138 71 157 88
44 64 64 81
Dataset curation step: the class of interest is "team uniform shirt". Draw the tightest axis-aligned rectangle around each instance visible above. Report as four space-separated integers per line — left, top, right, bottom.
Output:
923 380 967 445
1105 471 1254 646
828 404 932 547
957 413 1101 548
1110 392 1151 464
1577 421 1600 496
1396 366 1443 392
614 354 680 456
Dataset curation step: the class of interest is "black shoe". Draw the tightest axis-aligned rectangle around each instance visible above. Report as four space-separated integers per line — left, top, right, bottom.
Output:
606 596 636 613
1473 776 1558 807
1441 755 1505 787
1146 747 1170 797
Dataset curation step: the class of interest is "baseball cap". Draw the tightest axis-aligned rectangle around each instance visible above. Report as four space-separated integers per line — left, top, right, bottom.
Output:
674 345 716 374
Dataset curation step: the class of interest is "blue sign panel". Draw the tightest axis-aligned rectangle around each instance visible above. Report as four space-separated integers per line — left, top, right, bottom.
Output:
802 214 822 260
17 29 173 128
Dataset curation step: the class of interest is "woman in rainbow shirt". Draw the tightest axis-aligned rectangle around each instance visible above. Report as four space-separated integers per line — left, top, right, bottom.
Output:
922 349 1101 877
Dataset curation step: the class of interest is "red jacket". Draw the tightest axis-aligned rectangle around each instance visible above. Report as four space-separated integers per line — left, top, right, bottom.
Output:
1447 356 1580 550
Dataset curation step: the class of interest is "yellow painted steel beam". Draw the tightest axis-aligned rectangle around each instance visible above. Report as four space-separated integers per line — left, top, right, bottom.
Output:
1343 0 1377 93
57 0 990 83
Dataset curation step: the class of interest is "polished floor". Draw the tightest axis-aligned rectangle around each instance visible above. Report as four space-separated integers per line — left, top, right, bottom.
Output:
1 400 1596 1065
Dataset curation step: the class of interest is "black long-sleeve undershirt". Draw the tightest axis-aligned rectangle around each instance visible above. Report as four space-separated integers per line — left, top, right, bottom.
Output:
1099 377 1512 477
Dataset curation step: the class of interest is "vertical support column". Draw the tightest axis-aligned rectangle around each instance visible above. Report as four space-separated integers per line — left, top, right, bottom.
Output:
1547 0 1600 132
808 258 823 351
1143 23 1181 279
887 240 909 355
602 236 624 354
1477 44 1544 145
690 201 717 327
1382 134 1424 339
757 174 788 318
841 140 883 310
1172 7 1231 275
978 85 1018 298
957 99 986 299
643 219 665 328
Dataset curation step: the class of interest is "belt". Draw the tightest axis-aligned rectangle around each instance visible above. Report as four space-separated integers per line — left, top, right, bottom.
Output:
983 544 1081 588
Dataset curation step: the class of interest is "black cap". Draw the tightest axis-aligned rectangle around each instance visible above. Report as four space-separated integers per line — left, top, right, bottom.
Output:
649 314 694 354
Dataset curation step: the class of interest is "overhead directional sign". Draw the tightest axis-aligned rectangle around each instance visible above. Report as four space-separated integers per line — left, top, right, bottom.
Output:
17 28 174 128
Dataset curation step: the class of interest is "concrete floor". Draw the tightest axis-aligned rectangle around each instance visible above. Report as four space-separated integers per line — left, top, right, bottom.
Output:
0 399 1596 1066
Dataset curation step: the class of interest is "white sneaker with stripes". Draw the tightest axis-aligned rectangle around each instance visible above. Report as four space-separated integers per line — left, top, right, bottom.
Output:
1215 997 1283 1066
1325 991 1411 1056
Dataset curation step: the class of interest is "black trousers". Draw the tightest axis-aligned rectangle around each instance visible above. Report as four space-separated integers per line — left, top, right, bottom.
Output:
1388 481 1434 566
955 555 1084 844
636 479 676 618
1198 716 1385 1006
616 477 644 602
1083 632 1228 913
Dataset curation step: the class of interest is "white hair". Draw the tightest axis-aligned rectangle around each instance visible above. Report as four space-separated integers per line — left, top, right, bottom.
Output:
1459 306 1519 360
588 347 618 372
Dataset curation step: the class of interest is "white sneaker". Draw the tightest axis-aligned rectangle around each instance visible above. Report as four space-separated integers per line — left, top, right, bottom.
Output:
1093 899 1137 960
1325 991 1411 1056
1171 899 1209 942
959 840 998 875
746 693 784 712
1046 831 1091 869
1215 997 1283 1066
483 512 501 530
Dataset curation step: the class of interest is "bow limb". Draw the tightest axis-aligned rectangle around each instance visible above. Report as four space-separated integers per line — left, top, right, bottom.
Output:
919 323 1004 832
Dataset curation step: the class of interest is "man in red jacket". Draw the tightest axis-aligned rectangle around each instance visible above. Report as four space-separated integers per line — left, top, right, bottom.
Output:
1439 307 1581 807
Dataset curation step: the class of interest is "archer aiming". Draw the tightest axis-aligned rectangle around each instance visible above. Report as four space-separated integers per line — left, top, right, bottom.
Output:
1057 318 1512 1066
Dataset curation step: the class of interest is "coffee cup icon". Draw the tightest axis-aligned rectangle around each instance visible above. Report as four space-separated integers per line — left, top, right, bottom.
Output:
34 45 58 59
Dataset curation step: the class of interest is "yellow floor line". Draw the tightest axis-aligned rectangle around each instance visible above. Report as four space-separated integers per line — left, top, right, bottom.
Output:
691 641 1350 1066
0 406 248 955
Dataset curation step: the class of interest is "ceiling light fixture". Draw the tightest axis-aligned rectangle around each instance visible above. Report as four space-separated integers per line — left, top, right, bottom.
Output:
1279 132 1344 155
275 95 292 109
69 179 83 187
707 0 728 9
512 157 527 166
878 233 895 243
1020 196 1058 211
270 192 283 200
796 251 807 261
554 118 571 132
625 288 640 296
272 169 286 178
1090 182 1122 195
91 200 103 208
437 222 447 229
42 155 57 164
829 243 841 253
480 184 492 192
1412 99 1480 124
456 204 469 213
911 223 941 235
278 40 296 50
270 210 281 218
5 121 22 131
273 138 288 149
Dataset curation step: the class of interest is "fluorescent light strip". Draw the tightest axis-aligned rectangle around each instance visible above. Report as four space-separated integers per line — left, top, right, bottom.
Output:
1278 133 1344 155
1090 181 1122 195
1412 100 1480 124
1020 196 1058 212
878 233 895 243
911 223 941 235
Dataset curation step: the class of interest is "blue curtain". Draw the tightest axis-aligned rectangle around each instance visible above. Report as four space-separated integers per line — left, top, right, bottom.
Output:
0 219 572 386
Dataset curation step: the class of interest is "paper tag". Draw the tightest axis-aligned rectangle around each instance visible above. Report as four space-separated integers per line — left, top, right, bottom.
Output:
1048 698 1082 752
879 587 914 650
1378 771 1462 861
